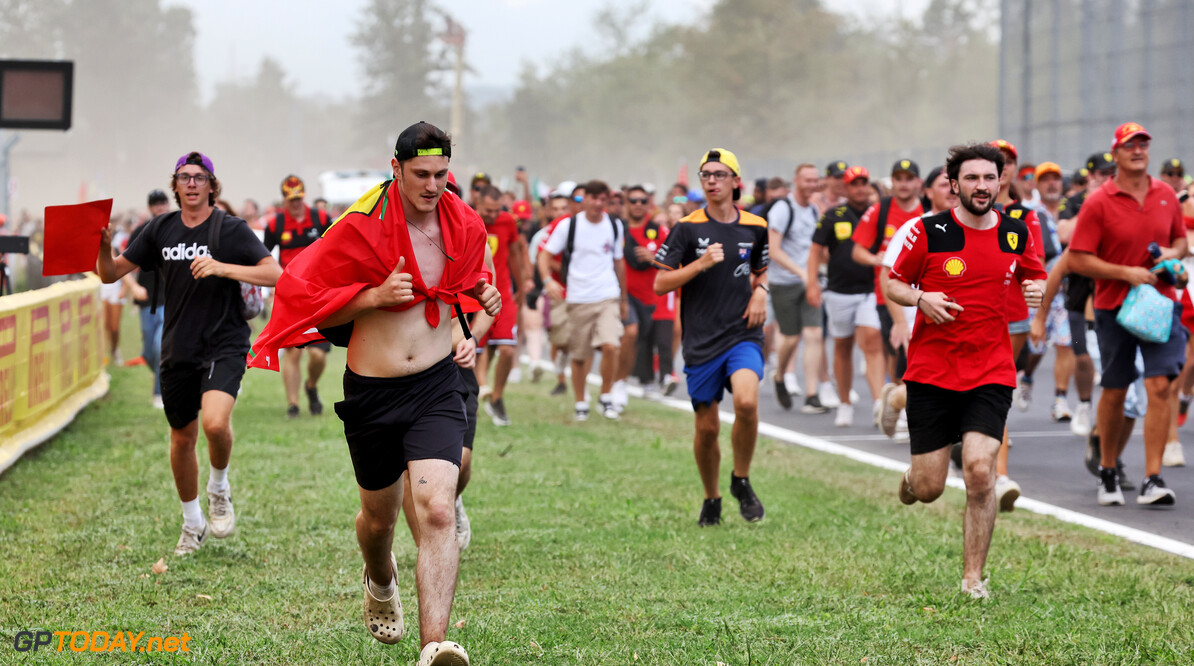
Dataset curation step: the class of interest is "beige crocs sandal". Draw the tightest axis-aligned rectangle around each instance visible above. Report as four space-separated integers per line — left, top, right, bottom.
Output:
419 640 470 665
363 553 404 644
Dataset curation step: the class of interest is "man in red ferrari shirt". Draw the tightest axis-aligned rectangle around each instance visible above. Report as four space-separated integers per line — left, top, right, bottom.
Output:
474 185 527 426
886 143 1046 599
1069 122 1189 507
852 159 924 390
263 175 333 419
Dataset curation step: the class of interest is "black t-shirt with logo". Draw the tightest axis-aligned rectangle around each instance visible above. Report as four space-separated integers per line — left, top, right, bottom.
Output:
812 203 873 294
653 207 769 366
122 211 270 365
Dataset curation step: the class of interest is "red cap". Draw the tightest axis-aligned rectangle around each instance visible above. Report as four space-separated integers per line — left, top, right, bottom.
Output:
446 171 460 196
990 139 1018 161
842 166 870 184
511 200 532 220
1016 165 1036 180
1112 122 1151 150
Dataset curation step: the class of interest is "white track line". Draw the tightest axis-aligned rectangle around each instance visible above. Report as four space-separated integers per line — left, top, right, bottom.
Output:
576 370 1194 561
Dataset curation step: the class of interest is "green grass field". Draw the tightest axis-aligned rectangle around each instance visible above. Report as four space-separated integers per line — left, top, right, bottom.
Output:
2 313 1193 664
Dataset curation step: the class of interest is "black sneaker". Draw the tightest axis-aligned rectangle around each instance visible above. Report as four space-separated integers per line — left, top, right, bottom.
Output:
774 377 793 410
729 475 765 522
286 404 300 419
306 384 323 415
551 382 567 396
800 395 829 414
1137 475 1176 506
1097 466 1125 506
697 497 722 527
488 397 511 426
1116 459 1135 491
1084 428 1101 477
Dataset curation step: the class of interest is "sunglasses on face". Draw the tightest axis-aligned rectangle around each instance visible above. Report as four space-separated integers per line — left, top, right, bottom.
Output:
628 197 650 204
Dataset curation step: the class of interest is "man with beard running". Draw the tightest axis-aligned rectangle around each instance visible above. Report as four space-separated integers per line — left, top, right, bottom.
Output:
887 143 1046 599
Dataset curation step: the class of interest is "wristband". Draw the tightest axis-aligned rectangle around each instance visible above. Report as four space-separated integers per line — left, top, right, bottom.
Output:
756 283 769 293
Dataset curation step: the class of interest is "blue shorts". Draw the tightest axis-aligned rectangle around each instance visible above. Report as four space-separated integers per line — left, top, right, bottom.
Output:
1094 305 1188 390
684 341 764 410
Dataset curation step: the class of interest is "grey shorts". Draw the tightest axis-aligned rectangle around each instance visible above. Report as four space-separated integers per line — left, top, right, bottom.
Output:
771 282 823 336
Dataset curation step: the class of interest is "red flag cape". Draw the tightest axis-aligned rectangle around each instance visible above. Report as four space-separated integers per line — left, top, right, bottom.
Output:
43 199 113 276
248 181 489 371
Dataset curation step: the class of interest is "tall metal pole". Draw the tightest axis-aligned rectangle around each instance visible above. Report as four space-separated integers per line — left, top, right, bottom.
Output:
1020 1 1032 151
441 16 466 145
998 0 1009 140
0 130 18 229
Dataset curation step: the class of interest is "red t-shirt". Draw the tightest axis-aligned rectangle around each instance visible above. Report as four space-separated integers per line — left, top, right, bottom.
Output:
485 210 520 295
625 221 668 303
890 210 1047 391
1069 177 1185 309
852 198 923 305
999 203 1045 322
654 289 677 321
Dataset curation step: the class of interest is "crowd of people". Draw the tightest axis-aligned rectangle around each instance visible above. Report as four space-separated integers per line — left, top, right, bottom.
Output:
66 117 1191 660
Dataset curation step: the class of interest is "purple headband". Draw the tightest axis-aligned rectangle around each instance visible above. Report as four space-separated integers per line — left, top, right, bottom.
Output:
175 152 215 176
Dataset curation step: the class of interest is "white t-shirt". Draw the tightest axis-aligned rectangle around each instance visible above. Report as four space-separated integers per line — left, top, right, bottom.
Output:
543 212 624 304
767 195 819 286
882 215 921 334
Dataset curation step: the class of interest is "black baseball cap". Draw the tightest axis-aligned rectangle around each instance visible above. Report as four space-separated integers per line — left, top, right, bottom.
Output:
1071 167 1090 183
1086 152 1116 173
393 121 452 162
891 158 920 178
825 161 848 178
754 177 768 191
147 189 169 206
1162 158 1184 175
923 166 945 187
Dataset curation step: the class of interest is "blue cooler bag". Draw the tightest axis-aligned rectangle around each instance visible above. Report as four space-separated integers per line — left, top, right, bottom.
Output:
1115 284 1173 344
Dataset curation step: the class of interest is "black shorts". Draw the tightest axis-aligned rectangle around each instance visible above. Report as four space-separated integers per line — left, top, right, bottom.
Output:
160 356 247 430
1067 310 1089 356
877 305 896 357
335 355 467 491
296 340 332 352
459 364 479 450
904 380 1012 455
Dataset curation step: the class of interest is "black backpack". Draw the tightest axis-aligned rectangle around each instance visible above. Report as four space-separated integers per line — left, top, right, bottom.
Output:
559 213 622 287
146 209 263 319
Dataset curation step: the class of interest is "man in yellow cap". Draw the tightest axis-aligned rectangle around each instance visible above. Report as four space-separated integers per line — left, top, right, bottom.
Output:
654 148 770 526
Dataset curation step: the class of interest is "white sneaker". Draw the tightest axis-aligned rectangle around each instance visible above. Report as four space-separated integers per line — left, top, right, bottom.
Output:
1097 467 1125 506
477 385 492 403
872 398 883 428
818 382 841 408
849 389 860 404
1137 475 1177 505
1012 376 1031 412
1163 441 1186 467
834 403 854 427
508 367 522 384
644 383 663 401
601 400 620 420
174 520 209 556
995 475 1020 512
1070 401 1092 437
574 402 589 422
455 495 471 551
1050 396 1072 422
893 410 910 443
611 380 628 411
151 394 164 409
207 485 236 538
783 372 803 397
960 578 990 600
419 640 470 665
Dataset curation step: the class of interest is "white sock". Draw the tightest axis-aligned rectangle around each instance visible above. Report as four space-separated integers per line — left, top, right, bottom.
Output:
208 465 229 492
600 393 613 404
181 499 205 529
368 572 396 600
575 401 589 410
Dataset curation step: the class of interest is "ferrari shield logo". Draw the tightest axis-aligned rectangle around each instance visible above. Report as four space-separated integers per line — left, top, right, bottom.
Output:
1007 232 1018 250
487 234 499 255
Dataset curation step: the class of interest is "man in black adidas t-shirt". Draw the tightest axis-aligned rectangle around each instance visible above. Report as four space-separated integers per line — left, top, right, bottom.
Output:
655 148 770 527
98 152 280 557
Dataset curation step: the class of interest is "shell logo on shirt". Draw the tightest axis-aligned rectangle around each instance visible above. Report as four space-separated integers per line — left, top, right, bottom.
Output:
281 230 293 243
884 225 895 238
944 257 966 277
1007 233 1019 250
834 222 852 240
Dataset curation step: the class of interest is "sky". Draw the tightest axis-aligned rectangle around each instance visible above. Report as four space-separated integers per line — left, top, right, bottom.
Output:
166 0 930 102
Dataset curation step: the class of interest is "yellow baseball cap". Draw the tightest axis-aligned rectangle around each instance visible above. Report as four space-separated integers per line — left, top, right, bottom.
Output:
700 148 740 177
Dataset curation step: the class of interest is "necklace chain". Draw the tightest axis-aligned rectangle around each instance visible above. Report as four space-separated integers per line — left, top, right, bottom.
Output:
408 221 452 260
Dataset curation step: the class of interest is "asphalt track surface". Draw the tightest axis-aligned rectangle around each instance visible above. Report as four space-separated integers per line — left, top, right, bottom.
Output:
746 352 1194 547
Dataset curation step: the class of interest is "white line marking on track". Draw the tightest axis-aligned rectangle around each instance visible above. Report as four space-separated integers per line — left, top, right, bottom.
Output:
587 371 1194 561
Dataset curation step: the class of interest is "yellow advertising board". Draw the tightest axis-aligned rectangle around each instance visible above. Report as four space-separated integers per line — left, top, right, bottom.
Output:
0 276 109 474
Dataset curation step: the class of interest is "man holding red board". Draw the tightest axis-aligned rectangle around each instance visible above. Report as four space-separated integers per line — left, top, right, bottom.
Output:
95 152 280 557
